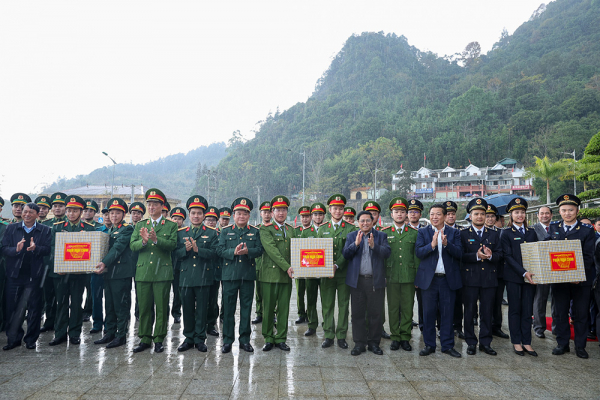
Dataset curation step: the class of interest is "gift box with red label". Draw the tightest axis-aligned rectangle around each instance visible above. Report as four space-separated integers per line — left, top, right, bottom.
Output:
54 231 109 274
520 240 586 284
291 238 334 278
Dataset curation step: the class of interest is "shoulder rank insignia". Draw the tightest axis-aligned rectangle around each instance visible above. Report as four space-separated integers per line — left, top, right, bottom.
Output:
54 220 65 225
178 226 187 231
204 225 216 230
381 226 391 231
408 225 417 230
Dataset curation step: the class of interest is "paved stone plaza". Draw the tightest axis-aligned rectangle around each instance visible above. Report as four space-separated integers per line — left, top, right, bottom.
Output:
1 284 600 399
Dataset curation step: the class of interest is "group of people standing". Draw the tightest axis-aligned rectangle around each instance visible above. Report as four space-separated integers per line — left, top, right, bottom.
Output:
0 188 598 360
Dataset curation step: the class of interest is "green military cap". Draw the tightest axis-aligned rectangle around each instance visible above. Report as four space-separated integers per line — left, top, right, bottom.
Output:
50 192 68 205
259 201 271 211
145 188 166 204
163 201 171 212
311 203 327 214
170 207 187 219
35 196 51 209
129 202 146 214
186 195 208 210
389 197 409 210
327 194 347 206
219 207 232 218
66 195 86 209
443 200 458 213
205 206 219 219
363 201 381 213
231 197 253 212
84 199 99 212
101 208 109 214
466 198 488 213
298 205 311 216
270 195 290 208
407 199 424 212
344 206 356 217
107 198 128 213
11 193 31 205
0 196 4 207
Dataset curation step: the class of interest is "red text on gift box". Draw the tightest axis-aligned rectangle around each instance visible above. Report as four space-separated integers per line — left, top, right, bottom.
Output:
550 251 577 271
64 243 92 261
300 249 325 267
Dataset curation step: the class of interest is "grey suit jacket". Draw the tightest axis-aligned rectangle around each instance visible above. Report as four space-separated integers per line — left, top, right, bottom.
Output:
532 222 550 241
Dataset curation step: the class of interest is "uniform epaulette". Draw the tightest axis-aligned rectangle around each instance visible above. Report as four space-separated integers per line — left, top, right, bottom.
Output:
54 220 64 225
381 226 391 231
178 226 188 231
249 224 259 230
550 221 560 225
223 224 233 229
408 225 418 230
83 221 95 226
204 225 217 230
122 223 129 226
285 222 294 228
581 223 593 229
262 222 273 227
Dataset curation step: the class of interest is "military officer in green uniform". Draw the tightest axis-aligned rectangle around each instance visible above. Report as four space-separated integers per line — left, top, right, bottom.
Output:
381 197 419 351
301 202 327 336
217 197 263 353
40 192 68 333
82 199 103 329
49 195 96 346
0 197 8 332
174 196 218 352
253 201 272 324
259 195 296 351
218 207 231 231
82 200 103 228
92 198 135 348
343 206 357 226
35 196 51 223
319 194 357 349
10 193 31 223
162 201 171 219
294 205 312 324
130 188 178 353
170 207 187 324
129 202 146 320
204 206 222 336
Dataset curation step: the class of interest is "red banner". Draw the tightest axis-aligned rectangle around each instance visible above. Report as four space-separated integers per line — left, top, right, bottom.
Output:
64 243 92 261
550 251 577 271
300 249 325 267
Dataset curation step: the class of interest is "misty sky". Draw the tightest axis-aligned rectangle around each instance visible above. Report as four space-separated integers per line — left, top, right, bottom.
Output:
0 0 548 198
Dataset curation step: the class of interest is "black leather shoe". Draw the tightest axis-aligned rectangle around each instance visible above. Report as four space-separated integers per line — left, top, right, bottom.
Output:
514 346 524 356
240 343 254 353
587 332 597 340
337 339 348 349
419 346 435 356
94 335 115 345
295 316 306 324
106 337 126 349
442 348 461 358
390 340 400 351
196 342 207 352
454 330 465 339
351 345 366 356
502 298 508 305
575 347 589 359
40 326 54 333
49 336 67 346
321 338 334 348
26 343 36 350
535 331 546 339
524 348 538 357
304 328 316 337
367 345 383 355
381 330 391 339
3 342 21 351
552 345 570 355
276 342 290 351
69 337 80 345
222 343 232 353
400 341 412 351
82 314 91 322
133 342 151 353
252 316 262 324
467 345 477 355
178 342 194 352
89 328 102 334
207 329 219 337
492 329 509 339
479 344 497 356
411 320 418 327
154 342 164 353
173 316 181 324
262 342 274 351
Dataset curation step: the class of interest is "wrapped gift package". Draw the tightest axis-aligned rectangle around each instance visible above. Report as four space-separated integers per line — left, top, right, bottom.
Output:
291 238 334 278
520 240 586 284
54 231 109 274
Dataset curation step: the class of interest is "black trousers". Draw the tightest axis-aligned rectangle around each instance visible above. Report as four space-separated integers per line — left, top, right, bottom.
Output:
463 286 495 346
5 276 43 346
491 278 505 331
350 276 385 348
453 288 463 331
552 282 591 349
506 281 535 346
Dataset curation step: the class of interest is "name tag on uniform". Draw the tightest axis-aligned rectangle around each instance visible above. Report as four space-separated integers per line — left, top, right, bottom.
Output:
201 236 209 238
275 233 282 236
514 237 521 240
322 232 331 235
388 236 395 239
468 239 475 242
247 233 254 236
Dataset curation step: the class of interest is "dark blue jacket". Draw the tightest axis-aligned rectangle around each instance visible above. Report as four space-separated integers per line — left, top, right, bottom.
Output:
500 225 538 284
1 222 51 279
549 221 596 285
415 225 463 291
460 226 501 288
342 229 391 289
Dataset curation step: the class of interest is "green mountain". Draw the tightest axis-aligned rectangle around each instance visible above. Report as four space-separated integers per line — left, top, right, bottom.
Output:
43 142 227 202
215 0 600 206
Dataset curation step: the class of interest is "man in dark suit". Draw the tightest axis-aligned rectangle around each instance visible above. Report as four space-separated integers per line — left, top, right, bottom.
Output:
2 203 51 350
415 204 463 357
531 206 554 338
342 210 391 356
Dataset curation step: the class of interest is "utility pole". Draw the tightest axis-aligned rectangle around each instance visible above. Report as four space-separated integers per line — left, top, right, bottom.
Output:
563 150 576 195
102 152 117 198
374 168 383 201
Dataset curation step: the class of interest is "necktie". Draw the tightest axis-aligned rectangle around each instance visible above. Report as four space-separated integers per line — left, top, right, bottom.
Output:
519 227 525 235
334 224 337 232
282 225 286 238
566 225 571 233
477 230 482 239
545 226 549 233
152 220 157 228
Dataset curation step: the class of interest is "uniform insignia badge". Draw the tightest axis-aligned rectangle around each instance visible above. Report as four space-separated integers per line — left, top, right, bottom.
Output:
56 195 61 199
70 198 75 202
368 203 373 207
42 198 46 202
113 200 119 205
201 235 209 238
247 233 254 236
476 199 481 204
194 198 199 202
515 199 521 204
447 202 451 206
411 200 415 204
336 196 340 201
241 199 247 205
151 191 156 196
87 201 91 206
278 198 282 202
18 195 23 200
564 195 569 200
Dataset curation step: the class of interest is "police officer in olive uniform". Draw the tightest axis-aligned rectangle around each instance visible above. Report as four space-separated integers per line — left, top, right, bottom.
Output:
319 194 357 349
49 195 97 346
35 196 51 223
259 195 296 351
82 199 104 332
460 198 501 356
175 196 218 353
130 188 178 353
93 198 135 348
253 201 272 324
217 197 263 353
10 193 31 223
294 205 312 324
170 207 187 324
381 197 419 352
129 202 146 320
162 201 171 219
343 206 357 226
407 199 426 330
204 206 222 336
550 194 597 359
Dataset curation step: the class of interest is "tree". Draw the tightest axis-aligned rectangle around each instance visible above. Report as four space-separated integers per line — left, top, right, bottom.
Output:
525 156 566 204
461 42 481 68
354 137 403 196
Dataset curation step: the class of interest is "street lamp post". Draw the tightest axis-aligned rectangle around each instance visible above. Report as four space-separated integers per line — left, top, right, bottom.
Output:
563 150 576 195
374 168 383 201
102 152 117 198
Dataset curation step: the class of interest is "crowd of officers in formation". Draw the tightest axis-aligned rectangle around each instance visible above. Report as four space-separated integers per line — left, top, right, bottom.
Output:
0 188 599 360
